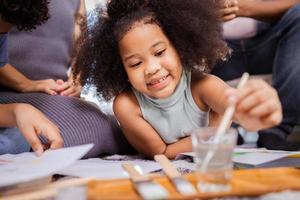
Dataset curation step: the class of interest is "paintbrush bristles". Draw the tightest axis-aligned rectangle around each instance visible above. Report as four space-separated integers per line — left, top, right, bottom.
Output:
155 154 197 196
122 163 169 200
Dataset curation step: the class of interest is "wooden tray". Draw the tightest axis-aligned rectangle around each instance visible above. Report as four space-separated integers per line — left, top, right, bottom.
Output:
88 167 300 199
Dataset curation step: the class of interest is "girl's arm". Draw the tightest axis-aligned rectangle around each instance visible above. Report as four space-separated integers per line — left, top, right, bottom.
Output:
113 92 192 159
192 73 230 117
194 74 282 131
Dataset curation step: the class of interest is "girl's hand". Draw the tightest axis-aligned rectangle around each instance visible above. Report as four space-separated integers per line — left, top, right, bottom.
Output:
221 0 239 21
14 104 63 156
226 79 282 131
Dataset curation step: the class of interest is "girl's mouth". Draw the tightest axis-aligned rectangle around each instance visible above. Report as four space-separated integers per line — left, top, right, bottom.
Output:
148 75 168 85
147 75 170 90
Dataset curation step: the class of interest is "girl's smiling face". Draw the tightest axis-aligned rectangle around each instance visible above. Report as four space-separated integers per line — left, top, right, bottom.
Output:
119 21 183 99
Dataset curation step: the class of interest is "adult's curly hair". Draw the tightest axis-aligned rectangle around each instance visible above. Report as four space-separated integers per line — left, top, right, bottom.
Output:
74 0 229 101
0 0 49 31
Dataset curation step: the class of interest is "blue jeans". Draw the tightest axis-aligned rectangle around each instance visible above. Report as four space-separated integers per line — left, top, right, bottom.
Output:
0 127 30 154
212 4 300 150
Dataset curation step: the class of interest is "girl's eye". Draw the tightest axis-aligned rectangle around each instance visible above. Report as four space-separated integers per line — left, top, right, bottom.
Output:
130 61 142 68
155 49 166 57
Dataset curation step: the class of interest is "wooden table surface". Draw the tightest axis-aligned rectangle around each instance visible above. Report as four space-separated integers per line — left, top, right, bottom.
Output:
88 167 300 200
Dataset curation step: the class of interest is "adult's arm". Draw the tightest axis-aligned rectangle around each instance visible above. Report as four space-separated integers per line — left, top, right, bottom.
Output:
0 63 63 95
237 0 300 22
57 0 86 97
0 103 63 155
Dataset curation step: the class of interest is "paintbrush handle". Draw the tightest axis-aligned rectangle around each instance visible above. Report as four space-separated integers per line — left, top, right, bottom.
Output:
200 73 249 172
154 155 180 178
215 72 249 142
122 163 149 182
1 178 92 200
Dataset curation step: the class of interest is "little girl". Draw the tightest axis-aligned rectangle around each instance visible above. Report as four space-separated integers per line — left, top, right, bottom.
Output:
74 0 282 159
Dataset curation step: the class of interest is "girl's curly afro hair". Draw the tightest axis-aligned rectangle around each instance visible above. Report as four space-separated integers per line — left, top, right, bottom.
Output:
0 0 49 31
74 0 229 101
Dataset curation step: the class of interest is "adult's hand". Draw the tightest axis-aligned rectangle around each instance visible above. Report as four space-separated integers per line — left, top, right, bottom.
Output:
56 74 82 97
0 64 62 95
22 79 64 95
221 0 239 21
225 0 300 22
14 104 63 156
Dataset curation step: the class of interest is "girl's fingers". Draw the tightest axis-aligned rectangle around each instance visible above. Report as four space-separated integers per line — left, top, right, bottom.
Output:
248 99 278 117
224 90 238 109
236 90 267 112
260 111 283 127
236 79 265 100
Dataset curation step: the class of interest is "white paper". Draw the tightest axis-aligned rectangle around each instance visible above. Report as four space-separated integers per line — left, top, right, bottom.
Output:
58 158 162 179
58 156 195 179
0 144 93 187
178 148 300 166
234 152 290 165
234 148 300 165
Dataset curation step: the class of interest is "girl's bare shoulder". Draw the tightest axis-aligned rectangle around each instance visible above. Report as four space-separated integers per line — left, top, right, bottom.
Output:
191 72 229 95
113 90 142 117
191 72 230 112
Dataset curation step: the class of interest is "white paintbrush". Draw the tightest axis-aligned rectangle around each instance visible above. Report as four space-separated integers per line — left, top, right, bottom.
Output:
200 73 250 173
154 154 197 196
122 163 168 200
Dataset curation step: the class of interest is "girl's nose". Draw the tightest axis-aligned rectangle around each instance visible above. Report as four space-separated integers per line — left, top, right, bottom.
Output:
145 61 161 75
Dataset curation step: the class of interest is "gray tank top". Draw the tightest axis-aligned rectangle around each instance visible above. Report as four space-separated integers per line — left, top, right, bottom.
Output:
133 71 209 144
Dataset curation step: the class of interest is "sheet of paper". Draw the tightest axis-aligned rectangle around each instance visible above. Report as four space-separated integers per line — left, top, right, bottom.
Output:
0 144 93 187
178 148 300 166
58 155 195 179
234 148 300 165
58 157 162 179
234 152 291 165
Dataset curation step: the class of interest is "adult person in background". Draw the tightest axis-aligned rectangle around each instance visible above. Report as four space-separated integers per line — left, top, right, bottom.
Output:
0 0 63 155
213 0 300 150
0 0 133 157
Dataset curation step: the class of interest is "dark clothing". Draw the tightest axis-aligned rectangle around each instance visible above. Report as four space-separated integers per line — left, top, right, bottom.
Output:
212 4 300 150
0 34 8 68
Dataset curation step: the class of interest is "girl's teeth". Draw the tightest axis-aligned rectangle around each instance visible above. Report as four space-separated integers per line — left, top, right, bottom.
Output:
150 76 166 85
